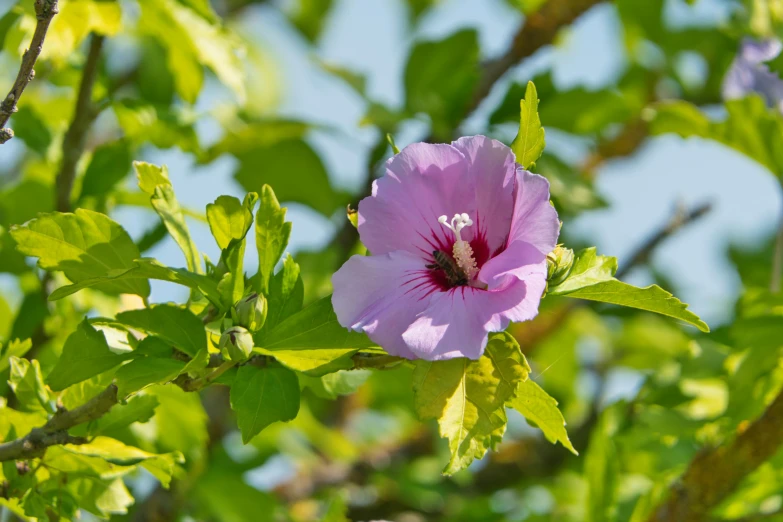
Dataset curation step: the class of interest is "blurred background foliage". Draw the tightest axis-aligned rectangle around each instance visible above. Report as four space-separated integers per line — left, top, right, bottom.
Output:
0 0 783 520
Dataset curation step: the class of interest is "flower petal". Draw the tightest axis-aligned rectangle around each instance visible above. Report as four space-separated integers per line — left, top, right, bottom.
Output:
507 169 560 256
357 142 475 259
451 135 516 253
724 38 783 112
401 273 546 361
479 241 546 290
331 251 436 359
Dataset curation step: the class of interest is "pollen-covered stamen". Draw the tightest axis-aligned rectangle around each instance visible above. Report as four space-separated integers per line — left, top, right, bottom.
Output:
438 213 479 280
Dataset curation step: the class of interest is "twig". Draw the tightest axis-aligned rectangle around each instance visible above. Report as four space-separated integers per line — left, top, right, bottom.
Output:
54 33 105 212
0 384 116 461
617 201 712 279
471 0 604 116
0 350 398 462
647 388 783 522
0 0 59 145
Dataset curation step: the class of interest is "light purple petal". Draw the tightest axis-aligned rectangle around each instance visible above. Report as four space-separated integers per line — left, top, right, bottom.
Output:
451 135 516 254
740 38 783 64
357 143 475 259
401 271 545 361
724 38 783 112
507 170 559 256
331 251 435 359
478 241 546 290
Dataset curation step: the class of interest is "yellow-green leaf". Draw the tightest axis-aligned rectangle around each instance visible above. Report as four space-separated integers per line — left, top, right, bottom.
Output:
511 81 546 169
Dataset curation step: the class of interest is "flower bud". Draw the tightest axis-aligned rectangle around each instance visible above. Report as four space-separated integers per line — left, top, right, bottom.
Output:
546 245 574 287
219 326 254 362
235 293 267 332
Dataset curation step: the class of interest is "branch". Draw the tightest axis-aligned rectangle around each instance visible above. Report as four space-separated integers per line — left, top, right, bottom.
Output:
471 0 604 116
54 33 105 212
0 384 116 461
0 0 59 144
647 388 783 522
616 201 712 279
0 350 398 462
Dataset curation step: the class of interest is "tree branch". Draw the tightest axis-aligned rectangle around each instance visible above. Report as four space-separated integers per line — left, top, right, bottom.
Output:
0 351 398 462
54 33 105 212
616 201 712 279
0 384 116 461
0 0 59 145
647 388 783 522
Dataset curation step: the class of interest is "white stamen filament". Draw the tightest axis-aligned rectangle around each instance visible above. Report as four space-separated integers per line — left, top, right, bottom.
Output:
438 213 479 280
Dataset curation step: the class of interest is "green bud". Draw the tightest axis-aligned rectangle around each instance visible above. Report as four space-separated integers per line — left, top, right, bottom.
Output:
546 245 574 287
219 326 254 362
235 292 267 332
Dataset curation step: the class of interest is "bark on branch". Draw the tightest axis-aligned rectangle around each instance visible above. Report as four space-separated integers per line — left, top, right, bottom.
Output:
0 352 398 462
0 0 59 144
54 33 105 212
0 384 116 461
648 388 783 522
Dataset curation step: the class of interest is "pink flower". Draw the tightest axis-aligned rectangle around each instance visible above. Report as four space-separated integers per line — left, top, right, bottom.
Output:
332 136 559 360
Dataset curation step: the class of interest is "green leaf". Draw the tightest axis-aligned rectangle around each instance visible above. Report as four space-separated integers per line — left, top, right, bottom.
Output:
8 357 51 413
207 195 254 251
263 254 304 332
230 364 300 443
550 248 709 332
0 338 32 373
114 101 199 152
650 97 783 179
49 258 223 309
193 466 279 522
255 185 292 295
148 384 209 456
11 106 51 155
549 247 617 294
511 81 546 169
584 406 620 522
90 394 159 436
234 139 346 217
153 185 202 273
115 358 187 398
138 0 245 103
507 379 577 454
21 490 48 520
69 477 134 518
287 0 334 42
116 304 207 357
62 436 184 488
505 0 547 14
257 296 375 376
405 29 480 140
412 332 530 474
79 140 132 201
10 209 149 298
133 161 202 273
47 320 133 391
210 193 258 306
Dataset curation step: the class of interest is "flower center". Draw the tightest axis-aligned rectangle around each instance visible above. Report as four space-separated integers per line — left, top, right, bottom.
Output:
438 213 479 281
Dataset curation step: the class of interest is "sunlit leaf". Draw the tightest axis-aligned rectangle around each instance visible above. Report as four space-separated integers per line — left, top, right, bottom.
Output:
412 332 530 474
10 209 149 297
511 81 546 169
